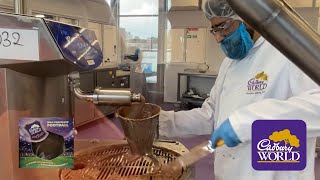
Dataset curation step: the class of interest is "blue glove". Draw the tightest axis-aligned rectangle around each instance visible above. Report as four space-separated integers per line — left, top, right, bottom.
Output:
210 119 241 148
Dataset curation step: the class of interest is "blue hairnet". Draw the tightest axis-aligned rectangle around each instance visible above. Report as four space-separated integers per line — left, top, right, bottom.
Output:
203 0 241 20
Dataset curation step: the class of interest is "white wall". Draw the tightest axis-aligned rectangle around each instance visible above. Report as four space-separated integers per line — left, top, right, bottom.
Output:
168 10 209 28
24 0 115 27
27 0 85 18
295 7 319 30
83 0 115 25
171 0 199 8
163 24 224 102
164 8 226 102
0 0 13 7
205 27 225 73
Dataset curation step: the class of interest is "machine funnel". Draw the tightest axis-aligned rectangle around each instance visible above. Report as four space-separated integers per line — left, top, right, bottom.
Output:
116 103 161 156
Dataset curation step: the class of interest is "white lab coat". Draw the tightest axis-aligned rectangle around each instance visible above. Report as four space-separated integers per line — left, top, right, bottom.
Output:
159 37 320 180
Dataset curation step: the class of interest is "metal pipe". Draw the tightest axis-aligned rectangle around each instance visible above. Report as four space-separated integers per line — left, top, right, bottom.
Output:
68 72 141 105
226 0 320 85
92 88 141 105
14 0 24 14
73 87 94 102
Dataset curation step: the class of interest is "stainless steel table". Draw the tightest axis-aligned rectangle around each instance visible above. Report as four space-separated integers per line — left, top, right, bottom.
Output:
177 72 217 103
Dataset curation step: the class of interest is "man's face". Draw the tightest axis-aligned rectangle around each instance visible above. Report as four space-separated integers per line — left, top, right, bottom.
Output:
210 17 242 43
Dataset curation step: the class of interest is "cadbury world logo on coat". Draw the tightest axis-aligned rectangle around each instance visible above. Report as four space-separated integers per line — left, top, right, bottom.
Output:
247 71 268 95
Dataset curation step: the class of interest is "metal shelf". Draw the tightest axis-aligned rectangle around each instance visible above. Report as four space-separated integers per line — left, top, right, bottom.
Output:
177 72 217 102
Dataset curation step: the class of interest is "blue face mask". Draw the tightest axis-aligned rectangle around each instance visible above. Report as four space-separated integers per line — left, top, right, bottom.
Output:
220 23 254 60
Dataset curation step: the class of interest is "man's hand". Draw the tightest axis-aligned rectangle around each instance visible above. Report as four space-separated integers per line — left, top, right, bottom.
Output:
210 119 241 148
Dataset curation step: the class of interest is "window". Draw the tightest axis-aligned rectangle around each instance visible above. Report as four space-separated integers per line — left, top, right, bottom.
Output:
119 0 159 83
120 17 158 51
120 0 158 15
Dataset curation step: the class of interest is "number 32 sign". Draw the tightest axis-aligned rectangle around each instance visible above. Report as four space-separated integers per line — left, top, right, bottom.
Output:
0 28 39 61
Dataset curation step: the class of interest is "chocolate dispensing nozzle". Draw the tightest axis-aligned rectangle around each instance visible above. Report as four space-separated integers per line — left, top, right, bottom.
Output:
68 72 141 105
161 139 224 179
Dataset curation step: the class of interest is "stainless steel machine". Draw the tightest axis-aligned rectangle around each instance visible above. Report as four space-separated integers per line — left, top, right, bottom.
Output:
0 13 77 180
0 12 193 180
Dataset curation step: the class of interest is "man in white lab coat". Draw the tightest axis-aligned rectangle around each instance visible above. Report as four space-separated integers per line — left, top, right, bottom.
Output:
159 0 320 179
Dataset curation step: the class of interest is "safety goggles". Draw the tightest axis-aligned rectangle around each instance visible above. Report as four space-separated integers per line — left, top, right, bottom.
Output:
210 19 235 35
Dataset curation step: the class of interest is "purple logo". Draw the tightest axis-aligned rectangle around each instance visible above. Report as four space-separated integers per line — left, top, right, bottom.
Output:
24 121 49 142
252 120 306 170
247 71 268 94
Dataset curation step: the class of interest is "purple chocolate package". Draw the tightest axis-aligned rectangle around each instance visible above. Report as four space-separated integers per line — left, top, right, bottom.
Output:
19 117 74 168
